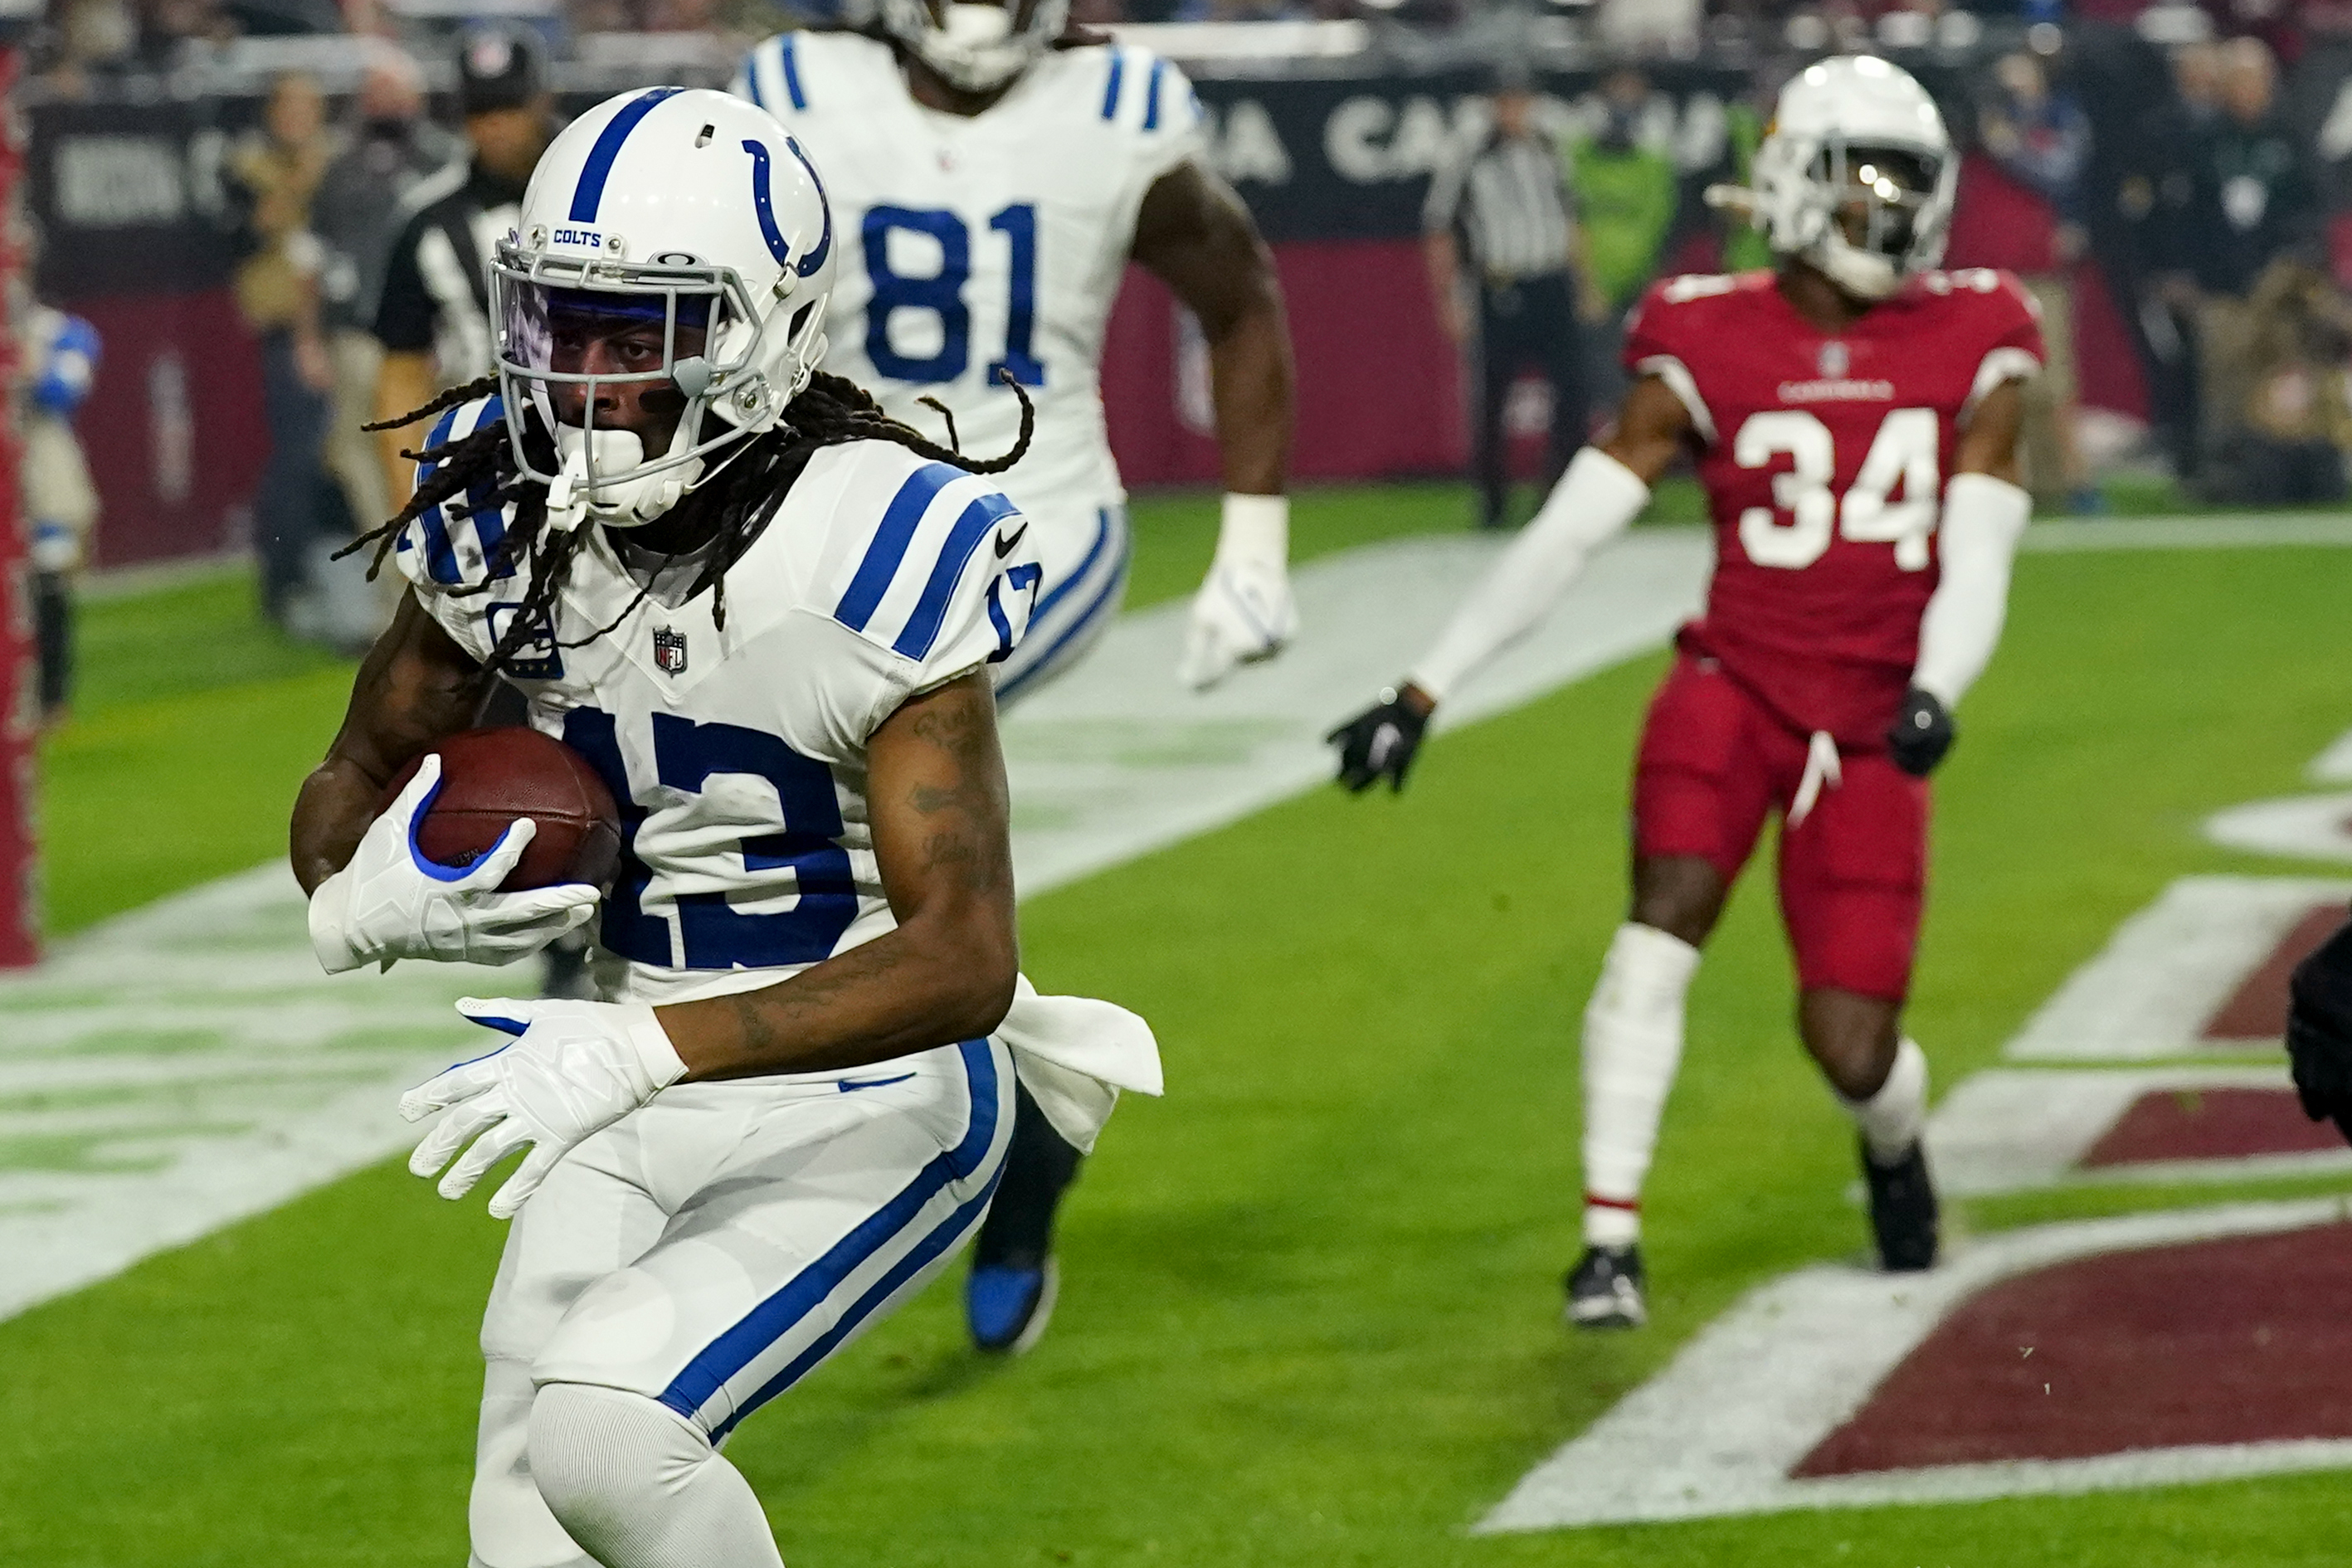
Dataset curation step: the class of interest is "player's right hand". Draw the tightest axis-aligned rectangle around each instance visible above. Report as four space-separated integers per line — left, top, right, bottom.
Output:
2289 914 2352 1146
1329 688 1432 793
1885 688 1955 777
306 753 600 975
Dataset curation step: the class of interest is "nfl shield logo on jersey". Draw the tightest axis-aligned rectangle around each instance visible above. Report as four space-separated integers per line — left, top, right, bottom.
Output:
653 626 688 675
1819 341 1850 378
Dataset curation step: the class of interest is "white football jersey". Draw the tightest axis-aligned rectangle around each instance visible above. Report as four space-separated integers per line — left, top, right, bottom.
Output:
392 395 1045 1007
731 31 1205 524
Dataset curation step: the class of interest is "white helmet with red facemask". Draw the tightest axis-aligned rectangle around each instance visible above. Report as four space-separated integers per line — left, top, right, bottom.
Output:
491 85 835 529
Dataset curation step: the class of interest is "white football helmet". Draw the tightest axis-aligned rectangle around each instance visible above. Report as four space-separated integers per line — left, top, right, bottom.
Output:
877 0 1071 93
1744 56 1957 301
490 86 835 529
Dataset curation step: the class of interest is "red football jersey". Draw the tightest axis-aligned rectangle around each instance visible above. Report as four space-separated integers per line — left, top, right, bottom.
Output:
1622 268 2044 748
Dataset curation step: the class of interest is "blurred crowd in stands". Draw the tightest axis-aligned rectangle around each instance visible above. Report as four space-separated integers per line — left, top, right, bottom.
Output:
19 0 2352 665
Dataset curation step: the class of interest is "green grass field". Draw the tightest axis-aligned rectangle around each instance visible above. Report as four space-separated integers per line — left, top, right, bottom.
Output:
10 488 2352 1566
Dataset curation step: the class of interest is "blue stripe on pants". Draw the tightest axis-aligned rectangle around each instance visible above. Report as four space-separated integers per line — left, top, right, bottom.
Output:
656 1040 1002 1429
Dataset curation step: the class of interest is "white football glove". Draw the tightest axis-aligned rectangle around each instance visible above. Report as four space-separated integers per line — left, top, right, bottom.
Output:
1178 493 1298 691
400 997 687 1218
307 752 600 975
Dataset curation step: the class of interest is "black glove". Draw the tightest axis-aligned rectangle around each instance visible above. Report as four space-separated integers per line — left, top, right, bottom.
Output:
2288 912 2352 1145
1886 687 1955 777
1329 688 1430 793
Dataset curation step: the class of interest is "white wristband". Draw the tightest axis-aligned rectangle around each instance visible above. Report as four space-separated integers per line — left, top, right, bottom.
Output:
621 1004 689 1091
1215 493 1288 570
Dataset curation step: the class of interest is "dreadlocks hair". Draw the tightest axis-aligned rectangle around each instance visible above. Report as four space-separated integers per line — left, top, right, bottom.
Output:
340 366 1036 687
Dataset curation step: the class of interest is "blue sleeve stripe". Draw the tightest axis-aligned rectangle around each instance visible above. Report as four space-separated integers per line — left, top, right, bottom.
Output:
464 396 512 577
894 491 1020 660
781 35 807 110
1143 57 1166 131
739 47 767 108
1101 48 1124 120
834 461 965 633
569 86 683 223
416 405 464 585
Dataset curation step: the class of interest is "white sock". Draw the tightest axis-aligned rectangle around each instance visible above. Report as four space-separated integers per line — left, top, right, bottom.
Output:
470 1356 597 1568
528 1383 785 1568
1580 923 1702 1248
1841 1037 1930 1166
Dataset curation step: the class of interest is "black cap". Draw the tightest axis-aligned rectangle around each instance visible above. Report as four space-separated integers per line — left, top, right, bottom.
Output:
458 25 546 115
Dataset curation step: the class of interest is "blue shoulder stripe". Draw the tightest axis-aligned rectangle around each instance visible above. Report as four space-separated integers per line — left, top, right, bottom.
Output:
1143 57 1166 131
461 396 513 578
570 86 683 223
1100 48 1124 120
739 46 766 108
780 34 807 110
835 461 965 633
894 491 1020 660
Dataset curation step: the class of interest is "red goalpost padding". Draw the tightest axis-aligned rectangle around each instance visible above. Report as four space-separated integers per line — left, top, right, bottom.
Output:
0 44 39 970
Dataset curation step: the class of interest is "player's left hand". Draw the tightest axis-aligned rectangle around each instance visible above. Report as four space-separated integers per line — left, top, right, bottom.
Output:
1885 688 1955 777
1178 556 1297 690
400 998 687 1218
2289 913 2352 1146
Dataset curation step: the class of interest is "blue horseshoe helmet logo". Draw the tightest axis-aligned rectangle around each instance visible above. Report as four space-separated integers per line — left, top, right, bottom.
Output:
743 137 834 280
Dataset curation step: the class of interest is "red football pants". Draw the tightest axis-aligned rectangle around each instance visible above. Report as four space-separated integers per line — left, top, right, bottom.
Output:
1631 655 1929 1001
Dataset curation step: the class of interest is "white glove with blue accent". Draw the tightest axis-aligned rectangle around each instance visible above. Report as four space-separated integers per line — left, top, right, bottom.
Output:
400 997 687 1218
306 752 600 975
1178 494 1298 690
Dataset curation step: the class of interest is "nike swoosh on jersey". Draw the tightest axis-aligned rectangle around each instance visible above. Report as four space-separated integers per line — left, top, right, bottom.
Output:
992 523 1030 559
836 1072 918 1093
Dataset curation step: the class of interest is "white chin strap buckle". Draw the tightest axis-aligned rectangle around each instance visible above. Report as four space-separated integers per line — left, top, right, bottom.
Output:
548 427 698 531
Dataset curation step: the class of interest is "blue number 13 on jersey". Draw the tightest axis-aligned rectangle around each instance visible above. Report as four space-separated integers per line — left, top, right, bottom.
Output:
863 203 1045 388
564 708 859 971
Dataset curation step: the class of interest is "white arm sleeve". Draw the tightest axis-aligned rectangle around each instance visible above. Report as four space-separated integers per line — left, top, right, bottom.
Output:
1911 470 2032 708
1408 446 1650 704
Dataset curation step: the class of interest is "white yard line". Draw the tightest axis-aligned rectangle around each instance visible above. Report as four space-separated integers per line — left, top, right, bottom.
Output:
2001 876 2352 1061
1474 1197 2352 1532
1928 1065 2351 1196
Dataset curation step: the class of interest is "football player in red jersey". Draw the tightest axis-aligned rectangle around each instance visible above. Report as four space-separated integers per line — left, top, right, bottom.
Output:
1331 56 2041 1328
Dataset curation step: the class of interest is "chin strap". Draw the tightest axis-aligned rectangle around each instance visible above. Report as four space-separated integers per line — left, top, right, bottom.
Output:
547 427 703 533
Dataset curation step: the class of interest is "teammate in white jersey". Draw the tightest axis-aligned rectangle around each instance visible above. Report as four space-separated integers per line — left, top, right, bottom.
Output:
733 2 1294 1352
290 89 1158 1568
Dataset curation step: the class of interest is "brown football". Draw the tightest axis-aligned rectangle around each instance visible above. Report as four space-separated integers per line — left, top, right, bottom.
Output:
379 727 624 892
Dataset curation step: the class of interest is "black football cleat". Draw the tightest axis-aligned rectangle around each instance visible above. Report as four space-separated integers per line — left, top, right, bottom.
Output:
1861 1138 1940 1272
1564 1244 1647 1329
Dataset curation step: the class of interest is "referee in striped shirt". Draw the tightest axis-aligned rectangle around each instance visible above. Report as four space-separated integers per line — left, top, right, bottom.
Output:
1424 64 1602 529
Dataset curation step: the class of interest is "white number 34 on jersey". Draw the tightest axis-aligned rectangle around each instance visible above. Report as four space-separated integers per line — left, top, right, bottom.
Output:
1735 407 1941 572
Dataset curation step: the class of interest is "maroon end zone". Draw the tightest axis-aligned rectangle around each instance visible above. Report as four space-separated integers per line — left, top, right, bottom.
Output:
2081 1088 2346 1167
2202 904 2342 1041
1794 1223 2352 1476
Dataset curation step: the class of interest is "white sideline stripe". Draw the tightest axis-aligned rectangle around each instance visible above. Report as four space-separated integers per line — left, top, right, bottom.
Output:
2002 876 2352 1061
0 530 1714 1326
1474 1196 2352 1531
2307 726 2352 785
2206 791 2352 865
2020 514 2352 552
1928 1064 2341 1197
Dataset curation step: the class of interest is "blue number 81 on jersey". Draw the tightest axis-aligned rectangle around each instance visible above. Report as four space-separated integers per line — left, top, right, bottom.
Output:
863 204 1045 388
563 708 859 971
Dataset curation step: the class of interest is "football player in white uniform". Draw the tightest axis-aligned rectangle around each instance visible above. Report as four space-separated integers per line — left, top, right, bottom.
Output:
290 89 1158 1568
733 2 1295 1352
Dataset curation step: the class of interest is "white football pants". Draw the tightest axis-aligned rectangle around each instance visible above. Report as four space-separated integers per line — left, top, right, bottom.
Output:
465 1037 1014 1568
991 501 1131 708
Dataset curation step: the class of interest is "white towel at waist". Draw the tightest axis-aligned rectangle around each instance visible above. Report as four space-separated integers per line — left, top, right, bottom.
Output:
996 973 1163 1152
